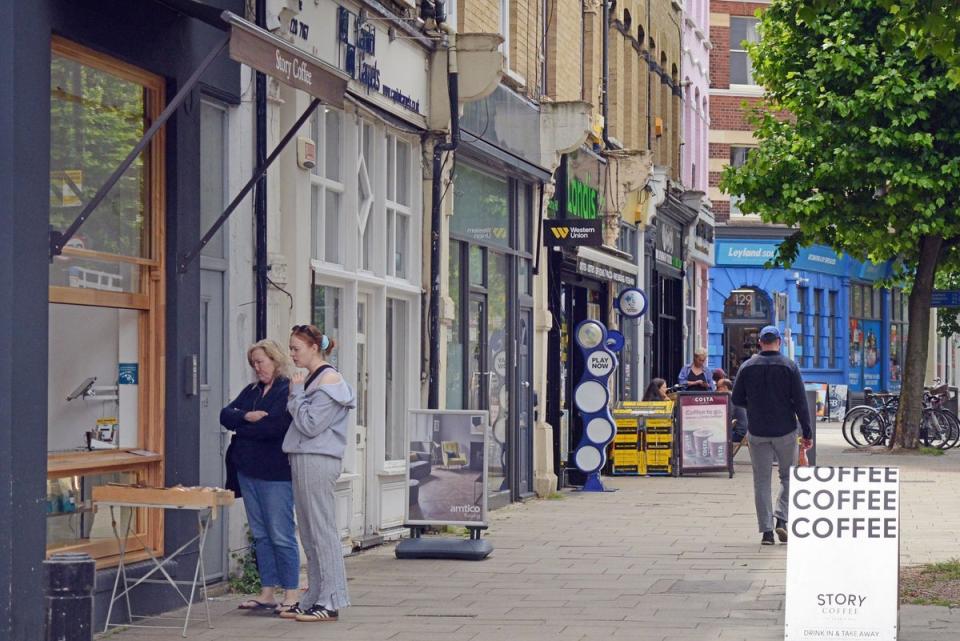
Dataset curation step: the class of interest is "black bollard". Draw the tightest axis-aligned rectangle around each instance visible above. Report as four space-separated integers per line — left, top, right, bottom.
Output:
45 552 95 641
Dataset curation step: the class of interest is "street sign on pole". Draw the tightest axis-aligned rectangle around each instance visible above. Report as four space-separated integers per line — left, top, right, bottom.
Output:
931 290 960 307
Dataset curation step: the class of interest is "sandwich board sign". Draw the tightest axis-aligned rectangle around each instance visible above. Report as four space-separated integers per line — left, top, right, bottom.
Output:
785 466 900 640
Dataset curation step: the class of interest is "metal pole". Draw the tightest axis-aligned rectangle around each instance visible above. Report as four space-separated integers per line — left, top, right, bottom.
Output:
427 35 460 409
45 552 95 641
255 0 268 341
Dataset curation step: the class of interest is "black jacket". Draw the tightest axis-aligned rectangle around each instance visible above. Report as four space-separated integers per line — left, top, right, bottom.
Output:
731 350 812 439
220 378 293 494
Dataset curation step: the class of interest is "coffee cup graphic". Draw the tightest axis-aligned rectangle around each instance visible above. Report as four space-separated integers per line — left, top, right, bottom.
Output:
693 429 712 460
708 436 726 461
682 429 696 456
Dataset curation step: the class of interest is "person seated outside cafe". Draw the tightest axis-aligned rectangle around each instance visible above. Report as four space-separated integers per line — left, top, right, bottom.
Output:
678 348 714 391
717 378 747 443
643 378 669 402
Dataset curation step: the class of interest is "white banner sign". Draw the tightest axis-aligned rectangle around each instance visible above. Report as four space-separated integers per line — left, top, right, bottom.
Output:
785 466 900 641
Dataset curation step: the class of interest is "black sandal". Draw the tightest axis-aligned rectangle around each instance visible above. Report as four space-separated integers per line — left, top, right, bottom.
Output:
238 599 277 611
276 602 303 619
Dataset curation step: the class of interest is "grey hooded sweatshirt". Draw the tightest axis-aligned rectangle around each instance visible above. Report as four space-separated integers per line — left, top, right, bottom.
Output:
283 372 356 459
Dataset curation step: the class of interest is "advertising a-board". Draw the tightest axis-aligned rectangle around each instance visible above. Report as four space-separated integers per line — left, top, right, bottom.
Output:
785 466 900 641
406 410 489 527
827 384 848 421
677 393 733 476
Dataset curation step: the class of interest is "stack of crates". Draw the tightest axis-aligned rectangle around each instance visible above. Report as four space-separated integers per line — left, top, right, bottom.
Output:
611 409 646 475
616 401 676 476
644 415 673 475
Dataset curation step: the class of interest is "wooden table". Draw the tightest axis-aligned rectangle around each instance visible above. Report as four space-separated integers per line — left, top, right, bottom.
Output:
93 485 234 637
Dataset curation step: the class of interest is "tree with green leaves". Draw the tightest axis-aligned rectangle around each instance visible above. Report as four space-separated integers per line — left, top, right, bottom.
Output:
721 0 960 449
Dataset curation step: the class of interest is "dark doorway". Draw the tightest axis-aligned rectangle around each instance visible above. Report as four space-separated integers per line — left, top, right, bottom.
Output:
653 273 684 385
722 287 772 376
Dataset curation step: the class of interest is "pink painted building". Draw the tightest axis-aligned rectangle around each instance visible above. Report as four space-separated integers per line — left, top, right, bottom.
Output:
680 0 715 361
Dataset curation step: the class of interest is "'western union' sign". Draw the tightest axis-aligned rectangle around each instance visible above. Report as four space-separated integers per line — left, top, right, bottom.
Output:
543 219 602 247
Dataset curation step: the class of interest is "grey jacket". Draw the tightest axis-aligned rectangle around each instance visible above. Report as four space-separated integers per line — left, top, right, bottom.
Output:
283 373 356 459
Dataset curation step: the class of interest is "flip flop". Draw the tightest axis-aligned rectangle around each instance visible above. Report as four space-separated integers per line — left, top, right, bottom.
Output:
238 599 277 610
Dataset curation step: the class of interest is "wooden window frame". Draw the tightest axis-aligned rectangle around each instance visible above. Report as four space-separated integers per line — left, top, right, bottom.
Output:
47 37 166 567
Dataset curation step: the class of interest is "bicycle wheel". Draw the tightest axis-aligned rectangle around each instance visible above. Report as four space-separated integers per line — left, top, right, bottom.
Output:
843 406 887 447
920 409 951 449
938 409 960 449
842 406 871 446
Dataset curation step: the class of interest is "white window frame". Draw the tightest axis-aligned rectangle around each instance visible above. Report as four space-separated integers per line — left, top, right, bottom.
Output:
310 108 345 266
729 16 759 88
385 135 414 280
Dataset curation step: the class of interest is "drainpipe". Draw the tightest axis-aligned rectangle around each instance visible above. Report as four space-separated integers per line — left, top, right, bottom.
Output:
428 28 460 409
255 0 268 340
601 0 610 146
646 0 652 151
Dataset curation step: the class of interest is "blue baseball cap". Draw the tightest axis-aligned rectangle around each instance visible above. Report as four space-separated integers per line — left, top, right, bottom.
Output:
760 325 781 341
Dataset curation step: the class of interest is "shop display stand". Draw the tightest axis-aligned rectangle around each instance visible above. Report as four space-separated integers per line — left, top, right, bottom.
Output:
395 524 493 561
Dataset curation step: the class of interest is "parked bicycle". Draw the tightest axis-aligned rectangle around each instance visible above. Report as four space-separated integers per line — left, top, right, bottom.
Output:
841 381 959 449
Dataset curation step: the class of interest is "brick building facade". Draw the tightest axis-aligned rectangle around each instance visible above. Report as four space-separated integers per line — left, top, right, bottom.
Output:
708 0 769 223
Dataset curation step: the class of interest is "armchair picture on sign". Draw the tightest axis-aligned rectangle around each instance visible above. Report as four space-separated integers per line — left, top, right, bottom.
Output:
406 410 489 527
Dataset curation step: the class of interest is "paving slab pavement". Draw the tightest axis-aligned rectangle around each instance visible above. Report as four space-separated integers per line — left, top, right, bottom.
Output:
102 423 960 641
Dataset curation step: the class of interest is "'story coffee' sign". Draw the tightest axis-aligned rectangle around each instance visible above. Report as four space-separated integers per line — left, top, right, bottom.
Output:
785 466 900 641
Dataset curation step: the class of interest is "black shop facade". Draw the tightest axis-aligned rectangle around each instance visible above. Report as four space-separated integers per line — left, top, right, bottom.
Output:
546 149 642 487
645 191 699 387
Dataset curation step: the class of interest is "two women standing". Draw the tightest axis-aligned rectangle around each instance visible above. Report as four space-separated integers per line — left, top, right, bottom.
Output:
221 325 354 623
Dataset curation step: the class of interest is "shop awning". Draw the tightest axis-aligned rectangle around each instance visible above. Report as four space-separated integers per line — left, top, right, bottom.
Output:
576 246 640 286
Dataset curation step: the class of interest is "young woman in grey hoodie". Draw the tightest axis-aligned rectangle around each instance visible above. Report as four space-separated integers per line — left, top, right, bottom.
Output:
280 324 356 623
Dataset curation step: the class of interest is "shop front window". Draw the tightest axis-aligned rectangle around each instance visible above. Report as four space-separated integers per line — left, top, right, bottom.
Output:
47 38 166 564
797 286 808 367
828 290 838 368
447 241 464 410
385 298 409 461
450 162 535 500
311 282 342 370
451 165 510 249
386 136 412 279
813 289 823 367
358 121 375 272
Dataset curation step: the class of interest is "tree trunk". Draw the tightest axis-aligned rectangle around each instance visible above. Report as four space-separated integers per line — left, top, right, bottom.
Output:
893 234 943 449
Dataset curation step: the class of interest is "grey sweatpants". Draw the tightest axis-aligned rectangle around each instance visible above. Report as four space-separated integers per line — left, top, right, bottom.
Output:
748 430 798 533
290 453 350 611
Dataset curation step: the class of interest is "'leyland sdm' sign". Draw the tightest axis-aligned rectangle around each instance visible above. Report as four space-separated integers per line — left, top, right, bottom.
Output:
785 466 900 641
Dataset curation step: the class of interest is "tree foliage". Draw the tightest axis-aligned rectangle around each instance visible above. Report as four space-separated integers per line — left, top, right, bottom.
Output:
878 0 960 86
721 0 960 448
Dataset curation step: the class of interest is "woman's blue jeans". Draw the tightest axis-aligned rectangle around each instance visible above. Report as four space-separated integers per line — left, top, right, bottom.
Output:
237 471 300 590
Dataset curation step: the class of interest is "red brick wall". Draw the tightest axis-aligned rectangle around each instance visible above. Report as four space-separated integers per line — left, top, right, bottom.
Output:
710 27 729 89
710 95 763 130
712 1 769 17
713 200 731 223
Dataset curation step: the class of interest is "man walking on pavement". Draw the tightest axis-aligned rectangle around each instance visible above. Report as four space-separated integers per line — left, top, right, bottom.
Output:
731 325 813 545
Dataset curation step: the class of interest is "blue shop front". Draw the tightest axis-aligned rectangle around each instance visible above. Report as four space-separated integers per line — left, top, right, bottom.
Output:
708 232 907 394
